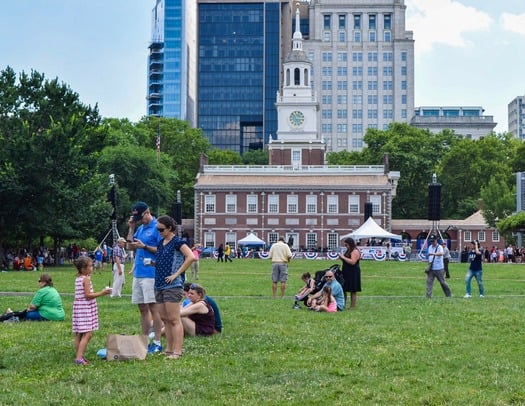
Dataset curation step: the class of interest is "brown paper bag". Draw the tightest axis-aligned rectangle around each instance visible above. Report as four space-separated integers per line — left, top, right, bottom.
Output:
106 334 148 361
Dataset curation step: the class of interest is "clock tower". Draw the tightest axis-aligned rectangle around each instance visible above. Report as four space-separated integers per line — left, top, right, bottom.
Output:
270 3 324 166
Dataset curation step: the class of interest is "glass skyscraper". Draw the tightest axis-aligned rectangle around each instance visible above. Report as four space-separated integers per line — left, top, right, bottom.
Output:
197 1 285 153
147 0 197 122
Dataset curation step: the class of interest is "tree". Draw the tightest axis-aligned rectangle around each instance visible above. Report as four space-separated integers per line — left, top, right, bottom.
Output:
134 117 209 219
438 133 518 219
207 149 243 165
97 144 177 232
242 148 268 165
0 67 107 258
497 211 525 245
334 124 458 219
480 177 515 228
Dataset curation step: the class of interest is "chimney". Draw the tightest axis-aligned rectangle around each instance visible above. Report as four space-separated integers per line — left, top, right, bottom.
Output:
383 153 390 174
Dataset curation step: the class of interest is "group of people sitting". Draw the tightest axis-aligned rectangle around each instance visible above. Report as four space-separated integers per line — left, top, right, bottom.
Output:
292 270 345 313
0 274 222 339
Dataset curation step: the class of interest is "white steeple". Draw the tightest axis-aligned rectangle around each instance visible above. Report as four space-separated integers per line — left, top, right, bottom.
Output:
271 1 323 166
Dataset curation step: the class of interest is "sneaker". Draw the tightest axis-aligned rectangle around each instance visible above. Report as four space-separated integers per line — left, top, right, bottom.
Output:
464 294 471 298
148 343 163 354
480 294 484 298
293 304 301 310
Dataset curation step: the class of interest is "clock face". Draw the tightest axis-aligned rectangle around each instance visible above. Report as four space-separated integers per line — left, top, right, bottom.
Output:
289 110 305 128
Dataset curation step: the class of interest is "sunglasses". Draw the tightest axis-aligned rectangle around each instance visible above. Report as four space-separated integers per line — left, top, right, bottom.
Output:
157 227 166 232
190 283 200 289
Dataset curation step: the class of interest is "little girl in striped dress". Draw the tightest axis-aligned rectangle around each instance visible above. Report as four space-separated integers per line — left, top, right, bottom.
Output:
72 256 112 365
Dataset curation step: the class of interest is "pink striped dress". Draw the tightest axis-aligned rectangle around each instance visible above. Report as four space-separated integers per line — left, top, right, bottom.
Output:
72 275 99 333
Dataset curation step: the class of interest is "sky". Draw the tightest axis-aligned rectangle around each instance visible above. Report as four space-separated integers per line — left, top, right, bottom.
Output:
1 0 524 133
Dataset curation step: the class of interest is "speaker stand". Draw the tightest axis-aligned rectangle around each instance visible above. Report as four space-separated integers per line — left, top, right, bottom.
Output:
418 220 445 260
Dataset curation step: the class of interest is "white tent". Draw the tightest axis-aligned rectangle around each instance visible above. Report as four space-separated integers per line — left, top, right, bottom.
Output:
340 217 402 241
238 233 266 247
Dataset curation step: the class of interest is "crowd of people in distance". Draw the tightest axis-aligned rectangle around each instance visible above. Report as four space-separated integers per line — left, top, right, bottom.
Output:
3 199 522 365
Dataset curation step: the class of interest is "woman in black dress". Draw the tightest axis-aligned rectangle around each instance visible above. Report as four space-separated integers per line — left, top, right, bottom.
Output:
338 237 361 309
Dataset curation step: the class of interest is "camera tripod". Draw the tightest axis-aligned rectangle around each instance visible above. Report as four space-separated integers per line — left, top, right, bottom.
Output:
98 219 121 249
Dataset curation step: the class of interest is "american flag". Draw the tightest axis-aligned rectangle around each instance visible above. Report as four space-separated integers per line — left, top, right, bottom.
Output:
156 124 161 159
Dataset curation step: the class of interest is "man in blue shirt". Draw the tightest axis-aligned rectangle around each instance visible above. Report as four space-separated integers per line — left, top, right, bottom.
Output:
307 270 345 311
127 201 163 353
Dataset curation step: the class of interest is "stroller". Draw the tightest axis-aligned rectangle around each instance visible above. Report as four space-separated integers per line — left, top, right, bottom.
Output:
310 264 345 296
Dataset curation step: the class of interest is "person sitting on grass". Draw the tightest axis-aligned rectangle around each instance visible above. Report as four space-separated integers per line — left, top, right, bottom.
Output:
311 286 337 313
1 273 65 322
293 272 315 309
182 282 222 333
180 284 218 336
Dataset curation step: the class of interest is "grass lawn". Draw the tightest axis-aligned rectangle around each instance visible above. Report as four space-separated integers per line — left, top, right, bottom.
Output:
1 258 525 405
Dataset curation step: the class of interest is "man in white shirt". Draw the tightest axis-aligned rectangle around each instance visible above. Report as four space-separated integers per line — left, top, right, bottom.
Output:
426 236 452 298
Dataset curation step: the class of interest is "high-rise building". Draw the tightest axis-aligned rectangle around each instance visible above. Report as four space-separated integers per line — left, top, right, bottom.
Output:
196 0 290 154
303 0 414 152
147 0 197 124
149 0 414 153
508 96 525 140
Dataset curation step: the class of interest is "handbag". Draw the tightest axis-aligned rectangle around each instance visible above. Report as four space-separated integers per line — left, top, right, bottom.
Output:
424 252 436 274
106 334 148 361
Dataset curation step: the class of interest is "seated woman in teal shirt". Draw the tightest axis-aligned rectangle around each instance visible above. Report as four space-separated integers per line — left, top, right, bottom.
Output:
26 273 65 321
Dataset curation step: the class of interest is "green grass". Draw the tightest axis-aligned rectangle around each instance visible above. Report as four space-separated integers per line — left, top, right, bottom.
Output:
1 259 525 405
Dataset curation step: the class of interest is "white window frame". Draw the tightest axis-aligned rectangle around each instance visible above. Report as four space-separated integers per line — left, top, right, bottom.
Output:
492 230 500 242
204 232 215 248
306 195 317 214
268 232 278 245
225 194 237 213
477 231 486 242
327 195 338 214
327 233 338 250
464 231 472 242
268 194 279 213
205 195 216 213
287 195 298 214
246 194 258 213
369 195 381 214
348 195 360 214
306 233 318 249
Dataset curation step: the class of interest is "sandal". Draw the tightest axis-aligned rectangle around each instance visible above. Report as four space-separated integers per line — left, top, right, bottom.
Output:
74 359 88 365
165 352 182 360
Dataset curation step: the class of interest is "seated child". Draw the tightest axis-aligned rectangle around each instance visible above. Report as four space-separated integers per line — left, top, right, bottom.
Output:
293 272 315 309
312 286 337 313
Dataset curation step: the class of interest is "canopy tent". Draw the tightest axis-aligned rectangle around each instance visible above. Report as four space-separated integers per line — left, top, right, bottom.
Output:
237 233 266 247
340 217 402 241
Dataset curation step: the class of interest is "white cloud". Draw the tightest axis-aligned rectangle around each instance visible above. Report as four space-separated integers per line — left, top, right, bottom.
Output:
500 12 525 36
406 0 493 55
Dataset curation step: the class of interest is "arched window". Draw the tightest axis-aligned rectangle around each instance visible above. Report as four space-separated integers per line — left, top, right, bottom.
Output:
304 68 308 86
294 68 300 85
286 68 290 86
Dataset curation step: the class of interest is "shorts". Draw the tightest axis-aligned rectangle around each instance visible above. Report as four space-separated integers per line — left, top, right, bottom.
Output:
131 277 156 304
272 263 288 283
155 287 184 304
